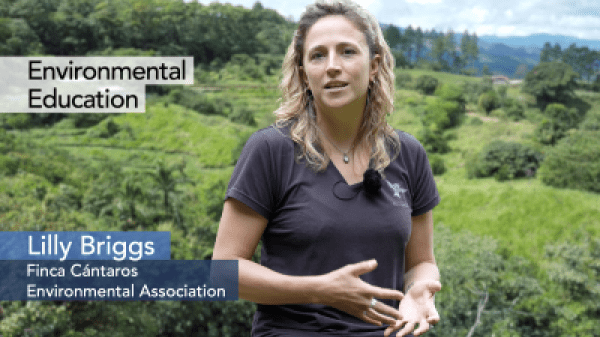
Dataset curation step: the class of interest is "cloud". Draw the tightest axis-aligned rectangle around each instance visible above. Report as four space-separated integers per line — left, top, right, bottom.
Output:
189 0 600 39
406 0 442 3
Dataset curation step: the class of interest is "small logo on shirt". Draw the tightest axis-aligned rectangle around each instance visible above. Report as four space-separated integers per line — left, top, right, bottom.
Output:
386 181 408 207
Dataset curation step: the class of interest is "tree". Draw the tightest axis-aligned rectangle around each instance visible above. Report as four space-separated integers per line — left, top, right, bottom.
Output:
540 42 552 62
478 91 500 115
146 160 192 227
561 44 600 81
415 75 439 95
460 30 471 67
383 24 402 50
403 25 415 65
468 141 543 181
431 34 448 70
513 64 528 79
469 32 479 64
481 65 492 76
522 62 579 109
444 29 458 71
535 103 581 145
414 27 424 61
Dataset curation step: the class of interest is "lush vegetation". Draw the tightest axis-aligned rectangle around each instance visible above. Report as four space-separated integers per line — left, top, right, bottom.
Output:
1 0 600 336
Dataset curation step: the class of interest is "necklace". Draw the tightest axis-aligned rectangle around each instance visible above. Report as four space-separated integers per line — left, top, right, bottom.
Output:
316 125 355 164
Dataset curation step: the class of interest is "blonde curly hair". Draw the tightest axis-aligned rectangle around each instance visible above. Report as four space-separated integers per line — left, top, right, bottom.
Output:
275 0 400 172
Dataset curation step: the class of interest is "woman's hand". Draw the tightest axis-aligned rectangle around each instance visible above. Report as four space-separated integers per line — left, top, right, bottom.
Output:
384 280 441 337
316 260 405 327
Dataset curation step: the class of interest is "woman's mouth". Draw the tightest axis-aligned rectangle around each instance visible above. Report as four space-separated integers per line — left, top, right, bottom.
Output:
325 82 348 90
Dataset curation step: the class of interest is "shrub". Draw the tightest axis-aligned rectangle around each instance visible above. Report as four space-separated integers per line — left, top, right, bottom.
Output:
229 107 257 126
419 89 465 154
463 77 493 103
496 85 508 103
422 100 450 129
0 128 15 154
542 237 600 335
593 75 600 92
538 130 600 193
468 141 543 181
0 154 19 175
435 83 465 103
503 97 525 121
69 113 110 128
2 113 31 129
86 117 120 138
433 225 543 337
415 75 439 95
222 53 264 81
403 96 421 106
468 116 484 126
167 87 230 115
434 83 466 126
429 154 446 175
478 90 500 115
579 110 600 131
522 62 579 109
418 125 451 154
535 103 580 145
395 72 413 88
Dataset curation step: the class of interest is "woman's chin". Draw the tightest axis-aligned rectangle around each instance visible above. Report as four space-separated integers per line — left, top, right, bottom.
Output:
318 97 364 112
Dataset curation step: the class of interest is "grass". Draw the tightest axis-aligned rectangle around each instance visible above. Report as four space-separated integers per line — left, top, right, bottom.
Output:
434 176 600 261
398 68 484 85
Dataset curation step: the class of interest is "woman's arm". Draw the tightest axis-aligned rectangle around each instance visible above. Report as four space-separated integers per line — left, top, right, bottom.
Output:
404 211 440 292
212 198 405 326
385 210 441 337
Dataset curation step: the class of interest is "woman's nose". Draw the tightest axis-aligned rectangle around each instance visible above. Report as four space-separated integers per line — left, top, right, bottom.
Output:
326 54 342 74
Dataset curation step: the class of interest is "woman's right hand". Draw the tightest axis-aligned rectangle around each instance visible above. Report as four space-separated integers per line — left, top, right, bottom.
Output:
315 259 404 327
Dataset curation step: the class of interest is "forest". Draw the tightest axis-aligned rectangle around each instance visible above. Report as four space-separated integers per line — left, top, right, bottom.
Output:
1 0 599 336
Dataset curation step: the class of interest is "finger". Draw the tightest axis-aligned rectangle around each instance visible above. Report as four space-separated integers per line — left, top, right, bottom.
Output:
372 300 403 320
427 310 440 325
425 280 442 293
366 308 397 326
413 320 430 336
348 259 378 276
359 310 382 326
368 286 404 302
384 320 404 337
426 297 440 324
395 322 415 337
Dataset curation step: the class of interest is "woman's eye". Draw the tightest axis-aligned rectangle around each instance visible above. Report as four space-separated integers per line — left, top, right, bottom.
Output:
343 48 356 55
311 52 324 60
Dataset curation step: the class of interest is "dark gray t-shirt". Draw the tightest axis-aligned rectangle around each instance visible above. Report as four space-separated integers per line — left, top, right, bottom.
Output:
226 126 440 336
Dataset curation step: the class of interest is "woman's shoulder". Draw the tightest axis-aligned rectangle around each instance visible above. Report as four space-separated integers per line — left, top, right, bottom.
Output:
245 125 295 152
394 129 426 154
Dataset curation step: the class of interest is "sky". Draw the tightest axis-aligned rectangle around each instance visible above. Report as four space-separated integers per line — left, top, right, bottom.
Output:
192 0 600 40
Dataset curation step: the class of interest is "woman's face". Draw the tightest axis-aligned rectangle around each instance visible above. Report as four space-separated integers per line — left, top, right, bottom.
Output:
301 15 379 114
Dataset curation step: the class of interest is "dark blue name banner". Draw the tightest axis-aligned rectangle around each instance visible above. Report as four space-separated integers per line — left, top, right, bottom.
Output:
0 260 238 301
0 232 170 261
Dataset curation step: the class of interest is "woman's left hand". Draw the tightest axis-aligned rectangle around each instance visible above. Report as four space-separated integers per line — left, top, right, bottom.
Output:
384 280 441 337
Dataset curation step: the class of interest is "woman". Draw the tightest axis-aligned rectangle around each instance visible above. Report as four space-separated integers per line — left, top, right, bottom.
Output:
212 0 441 336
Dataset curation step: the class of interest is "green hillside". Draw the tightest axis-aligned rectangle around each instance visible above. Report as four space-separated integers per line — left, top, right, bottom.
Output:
1 67 599 336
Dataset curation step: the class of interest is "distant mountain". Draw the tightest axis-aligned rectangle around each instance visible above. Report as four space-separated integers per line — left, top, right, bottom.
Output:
476 41 540 78
478 34 600 51
476 33 600 77
384 26 600 77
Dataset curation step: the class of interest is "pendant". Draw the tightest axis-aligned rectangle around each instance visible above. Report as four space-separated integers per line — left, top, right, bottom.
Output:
343 153 349 164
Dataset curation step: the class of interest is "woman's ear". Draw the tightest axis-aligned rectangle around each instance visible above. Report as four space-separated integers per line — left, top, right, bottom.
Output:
370 54 380 82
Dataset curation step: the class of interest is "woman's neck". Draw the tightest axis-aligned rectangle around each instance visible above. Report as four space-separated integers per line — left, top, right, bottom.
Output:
314 100 365 148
